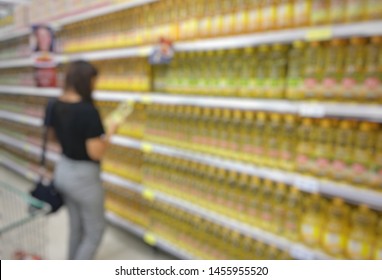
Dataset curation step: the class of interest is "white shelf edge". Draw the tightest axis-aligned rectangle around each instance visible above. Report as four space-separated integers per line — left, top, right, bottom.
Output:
102 172 331 260
105 211 194 260
0 110 42 126
2 86 382 121
110 135 382 211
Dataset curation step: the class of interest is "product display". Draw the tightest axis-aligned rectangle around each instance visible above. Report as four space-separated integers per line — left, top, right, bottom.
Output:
1 0 382 260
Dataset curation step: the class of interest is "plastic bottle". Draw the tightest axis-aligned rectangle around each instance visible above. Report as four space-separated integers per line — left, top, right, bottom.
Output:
276 0 294 29
265 113 282 167
239 47 257 97
342 37 367 102
350 122 379 187
347 205 378 259
256 45 271 99
241 111 256 162
321 39 347 101
331 120 356 182
303 41 324 100
364 37 382 103
272 182 288 234
345 0 366 22
286 41 306 100
296 118 315 174
261 0 277 31
373 217 382 260
247 176 262 226
366 0 382 20
253 112 268 166
322 198 350 257
300 193 326 248
293 0 312 27
280 114 297 171
311 0 329 25
267 44 289 99
247 0 262 33
329 0 346 23
284 187 302 241
259 179 275 231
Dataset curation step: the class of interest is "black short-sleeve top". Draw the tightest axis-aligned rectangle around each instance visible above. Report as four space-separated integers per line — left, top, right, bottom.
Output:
44 100 105 162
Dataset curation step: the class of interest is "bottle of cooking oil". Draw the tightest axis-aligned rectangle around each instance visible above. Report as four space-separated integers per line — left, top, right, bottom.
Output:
311 0 329 25
364 36 382 103
284 187 302 241
371 130 382 191
272 182 288 234
342 37 367 102
286 41 306 100
237 173 250 222
267 44 289 99
300 193 326 248
233 0 248 34
321 39 347 101
373 217 382 260
296 118 315 174
276 0 294 29
329 0 346 23
253 112 268 166
293 0 312 27
247 176 262 226
247 0 261 33
350 122 379 187
312 118 336 178
256 45 271 99
259 179 275 231
345 0 366 22
280 114 297 171
241 111 256 162
303 41 324 100
331 120 356 182
366 0 382 20
239 47 257 97
347 205 378 260
261 0 277 30
322 198 350 257
265 113 282 167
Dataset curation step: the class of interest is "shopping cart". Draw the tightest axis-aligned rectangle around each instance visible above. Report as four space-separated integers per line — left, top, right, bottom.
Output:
0 180 50 260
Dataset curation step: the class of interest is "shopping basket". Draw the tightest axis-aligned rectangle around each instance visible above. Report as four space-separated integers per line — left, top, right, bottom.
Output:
0 180 50 260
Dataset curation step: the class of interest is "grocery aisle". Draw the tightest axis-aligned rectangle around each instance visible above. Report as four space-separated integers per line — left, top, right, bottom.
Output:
0 167 173 260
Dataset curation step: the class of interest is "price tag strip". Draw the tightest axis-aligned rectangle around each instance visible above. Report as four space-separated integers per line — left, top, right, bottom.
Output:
143 232 157 246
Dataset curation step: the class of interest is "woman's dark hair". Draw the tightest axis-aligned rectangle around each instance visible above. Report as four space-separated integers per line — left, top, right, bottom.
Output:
64 61 98 103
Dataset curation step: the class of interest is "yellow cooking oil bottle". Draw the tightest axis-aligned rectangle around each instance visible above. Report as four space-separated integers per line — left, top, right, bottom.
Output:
321 39 347 101
371 130 382 191
366 0 382 20
279 114 297 171
247 0 262 33
364 36 382 103
246 176 262 226
293 0 312 27
350 122 379 187
322 198 350 257
296 118 315 174
329 0 346 23
256 45 271 99
284 187 302 241
300 193 326 248
373 217 382 259
260 0 277 31
265 113 282 168
272 182 288 234
239 47 257 97
276 0 294 29
303 41 325 100
286 41 306 100
259 179 276 231
241 111 256 163
267 44 289 99
331 120 356 182
342 37 367 102
311 0 329 26
252 112 268 165
345 0 366 22
347 204 378 260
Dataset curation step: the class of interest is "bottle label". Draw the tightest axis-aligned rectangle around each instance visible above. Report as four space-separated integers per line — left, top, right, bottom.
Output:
261 6 276 29
248 9 260 27
302 223 320 242
347 1 362 18
235 11 247 32
323 232 344 253
348 240 372 259
294 2 309 25
277 3 292 27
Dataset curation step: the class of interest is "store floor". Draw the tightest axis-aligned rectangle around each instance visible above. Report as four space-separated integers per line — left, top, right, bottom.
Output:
0 167 174 260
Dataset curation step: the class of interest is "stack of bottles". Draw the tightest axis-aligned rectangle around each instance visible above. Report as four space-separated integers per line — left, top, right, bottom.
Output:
56 0 382 53
105 182 150 230
93 58 151 92
0 37 30 60
145 104 382 190
154 36 382 102
103 145 143 183
142 152 382 259
0 95 47 118
0 68 35 87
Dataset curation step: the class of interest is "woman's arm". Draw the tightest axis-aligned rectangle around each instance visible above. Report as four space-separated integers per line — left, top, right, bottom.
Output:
86 122 118 161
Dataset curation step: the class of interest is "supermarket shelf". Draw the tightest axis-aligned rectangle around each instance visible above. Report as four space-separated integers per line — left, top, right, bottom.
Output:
2 86 382 121
0 155 38 182
102 172 331 260
175 20 382 52
111 135 382 211
0 133 59 163
0 110 42 126
0 26 29 42
105 211 195 260
51 0 158 29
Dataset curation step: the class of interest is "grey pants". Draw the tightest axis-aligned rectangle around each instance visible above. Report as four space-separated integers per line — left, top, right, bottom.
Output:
54 156 105 260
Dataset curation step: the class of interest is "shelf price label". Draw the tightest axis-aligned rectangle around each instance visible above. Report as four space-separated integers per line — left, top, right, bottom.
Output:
144 232 157 246
142 189 155 201
141 95 152 104
294 177 320 193
306 27 333 41
290 245 316 260
142 143 153 153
